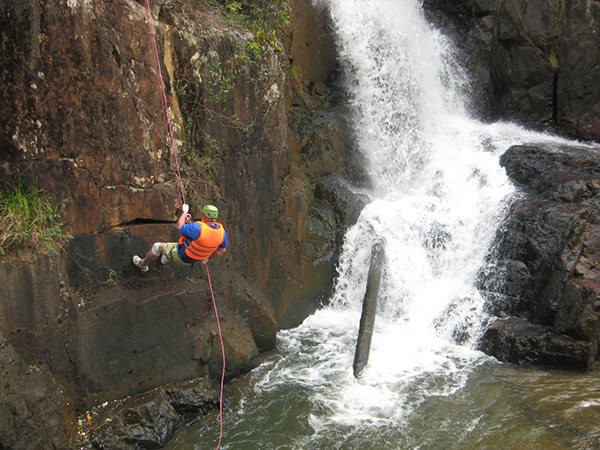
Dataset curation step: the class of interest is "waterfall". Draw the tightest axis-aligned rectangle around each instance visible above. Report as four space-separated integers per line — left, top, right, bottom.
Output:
323 0 577 347
255 0 578 436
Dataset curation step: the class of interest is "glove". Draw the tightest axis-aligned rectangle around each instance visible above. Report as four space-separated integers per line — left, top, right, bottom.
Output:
182 204 189 214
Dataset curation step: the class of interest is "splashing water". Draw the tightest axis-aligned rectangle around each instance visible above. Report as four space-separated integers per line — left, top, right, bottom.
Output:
170 1 594 448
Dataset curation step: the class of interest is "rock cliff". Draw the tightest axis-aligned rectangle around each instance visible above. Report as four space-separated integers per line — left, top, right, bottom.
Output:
0 0 364 447
424 0 600 141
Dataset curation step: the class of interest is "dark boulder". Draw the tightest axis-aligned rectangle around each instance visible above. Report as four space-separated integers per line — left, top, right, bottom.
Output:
315 175 369 227
90 393 181 449
481 317 597 369
165 379 218 416
479 143 600 368
500 145 600 200
85 378 218 449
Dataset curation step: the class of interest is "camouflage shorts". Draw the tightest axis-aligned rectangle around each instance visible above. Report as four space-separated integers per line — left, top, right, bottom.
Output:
162 242 186 265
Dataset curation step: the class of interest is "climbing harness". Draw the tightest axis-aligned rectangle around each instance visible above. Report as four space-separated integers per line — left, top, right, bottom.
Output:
143 2 226 448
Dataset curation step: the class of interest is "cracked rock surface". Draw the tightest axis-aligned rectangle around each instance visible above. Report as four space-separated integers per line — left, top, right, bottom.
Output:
479 143 600 368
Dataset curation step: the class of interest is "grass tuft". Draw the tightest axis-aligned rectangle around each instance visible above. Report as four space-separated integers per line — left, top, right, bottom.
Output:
0 179 67 255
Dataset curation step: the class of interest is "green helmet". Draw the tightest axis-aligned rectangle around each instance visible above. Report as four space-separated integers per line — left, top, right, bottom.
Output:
201 204 219 219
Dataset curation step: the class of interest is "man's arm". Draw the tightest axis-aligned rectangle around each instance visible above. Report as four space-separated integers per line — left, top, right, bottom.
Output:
176 204 190 230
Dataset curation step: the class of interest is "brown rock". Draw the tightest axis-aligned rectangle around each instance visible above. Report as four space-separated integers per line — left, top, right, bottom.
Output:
0 337 72 449
0 0 357 440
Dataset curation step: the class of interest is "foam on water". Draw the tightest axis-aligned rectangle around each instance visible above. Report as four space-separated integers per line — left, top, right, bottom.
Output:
251 0 591 437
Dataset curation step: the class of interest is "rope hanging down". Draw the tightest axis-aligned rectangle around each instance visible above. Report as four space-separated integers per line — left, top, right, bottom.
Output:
143 0 186 205
143 3 226 448
205 264 227 449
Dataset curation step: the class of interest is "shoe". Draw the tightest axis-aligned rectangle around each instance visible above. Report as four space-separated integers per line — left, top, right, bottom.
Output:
132 255 149 272
160 254 169 265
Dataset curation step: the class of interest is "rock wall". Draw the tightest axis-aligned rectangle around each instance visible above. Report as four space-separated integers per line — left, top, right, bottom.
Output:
0 0 363 447
0 338 71 449
479 143 600 368
424 0 600 141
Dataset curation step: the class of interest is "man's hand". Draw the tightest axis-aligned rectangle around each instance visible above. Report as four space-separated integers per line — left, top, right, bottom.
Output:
175 204 190 217
176 204 191 230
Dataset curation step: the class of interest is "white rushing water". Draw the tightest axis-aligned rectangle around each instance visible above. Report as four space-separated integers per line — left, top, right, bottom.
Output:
253 0 582 440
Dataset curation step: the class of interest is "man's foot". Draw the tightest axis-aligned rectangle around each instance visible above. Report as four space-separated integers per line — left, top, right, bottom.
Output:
160 254 169 265
132 255 149 272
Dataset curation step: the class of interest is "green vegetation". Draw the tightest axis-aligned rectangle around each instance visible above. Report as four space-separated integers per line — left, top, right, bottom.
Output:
290 64 302 81
247 40 263 61
203 59 236 103
0 179 67 255
219 0 291 61
222 0 291 31
225 1 242 14
176 0 292 40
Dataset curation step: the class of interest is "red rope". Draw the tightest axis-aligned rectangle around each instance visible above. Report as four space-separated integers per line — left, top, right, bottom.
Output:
143 0 186 205
205 263 226 450
143 3 226 449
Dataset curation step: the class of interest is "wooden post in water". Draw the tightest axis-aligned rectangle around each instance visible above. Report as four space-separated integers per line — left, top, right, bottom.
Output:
353 242 385 378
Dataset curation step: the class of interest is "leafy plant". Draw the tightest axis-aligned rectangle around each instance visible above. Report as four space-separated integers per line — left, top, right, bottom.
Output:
247 40 262 60
0 178 67 254
279 7 291 30
225 1 242 13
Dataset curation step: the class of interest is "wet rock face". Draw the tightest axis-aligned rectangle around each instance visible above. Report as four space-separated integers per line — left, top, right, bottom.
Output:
315 175 369 228
479 143 600 368
480 317 597 369
424 0 600 141
289 0 336 84
0 0 356 328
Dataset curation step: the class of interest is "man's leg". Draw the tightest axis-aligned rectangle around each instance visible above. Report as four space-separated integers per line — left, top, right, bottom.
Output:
133 243 165 271
141 242 165 266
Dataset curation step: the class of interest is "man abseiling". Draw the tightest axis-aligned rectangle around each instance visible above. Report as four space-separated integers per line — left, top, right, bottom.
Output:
132 204 228 272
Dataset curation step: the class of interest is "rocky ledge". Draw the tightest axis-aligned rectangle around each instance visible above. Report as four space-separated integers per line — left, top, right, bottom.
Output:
479 143 600 368
78 377 218 449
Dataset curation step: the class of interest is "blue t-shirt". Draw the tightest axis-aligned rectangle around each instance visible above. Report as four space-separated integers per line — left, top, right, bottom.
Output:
178 222 229 263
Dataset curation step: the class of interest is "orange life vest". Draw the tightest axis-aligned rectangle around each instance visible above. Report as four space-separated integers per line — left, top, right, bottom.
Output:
179 221 225 261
